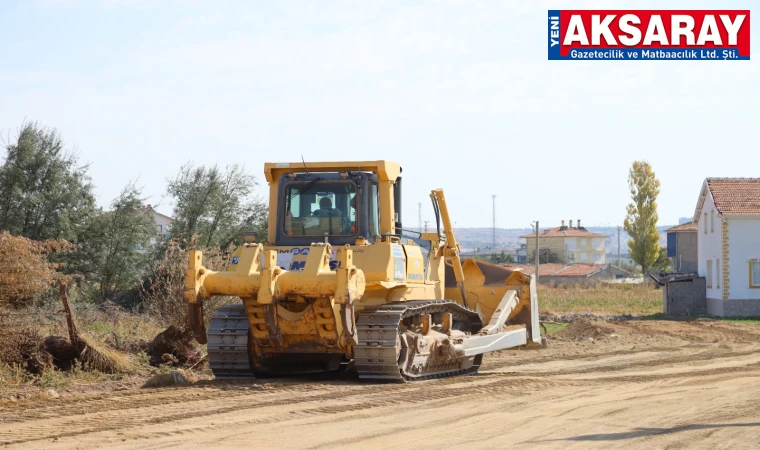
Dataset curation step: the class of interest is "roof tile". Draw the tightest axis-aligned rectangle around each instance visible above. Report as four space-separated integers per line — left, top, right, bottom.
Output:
665 222 697 232
500 263 605 277
706 178 760 216
520 227 606 239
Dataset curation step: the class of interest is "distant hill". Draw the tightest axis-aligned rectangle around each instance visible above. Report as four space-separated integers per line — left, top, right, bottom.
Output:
407 225 675 252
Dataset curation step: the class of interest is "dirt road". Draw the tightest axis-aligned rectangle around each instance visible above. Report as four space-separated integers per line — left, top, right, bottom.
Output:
2 319 760 449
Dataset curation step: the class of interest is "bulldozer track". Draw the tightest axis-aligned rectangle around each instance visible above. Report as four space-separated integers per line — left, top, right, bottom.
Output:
207 304 254 379
354 300 484 382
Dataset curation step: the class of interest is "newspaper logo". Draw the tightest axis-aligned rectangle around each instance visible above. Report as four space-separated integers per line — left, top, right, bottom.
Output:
548 10 750 60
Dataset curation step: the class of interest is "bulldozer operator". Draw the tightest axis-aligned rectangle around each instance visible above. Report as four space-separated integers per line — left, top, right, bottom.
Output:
313 196 342 217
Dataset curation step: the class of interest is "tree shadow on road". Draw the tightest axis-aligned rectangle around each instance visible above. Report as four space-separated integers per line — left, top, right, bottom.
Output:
534 422 760 442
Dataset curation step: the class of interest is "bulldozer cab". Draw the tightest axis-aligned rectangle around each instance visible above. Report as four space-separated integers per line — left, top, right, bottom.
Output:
268 162 403 247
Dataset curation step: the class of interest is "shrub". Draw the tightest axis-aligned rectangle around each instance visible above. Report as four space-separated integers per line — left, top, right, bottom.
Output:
0 232 73 306
140 237 239 329
0 315 53 374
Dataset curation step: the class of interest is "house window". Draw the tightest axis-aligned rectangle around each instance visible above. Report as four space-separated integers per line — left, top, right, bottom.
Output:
580 252 588 261
750 260 760 288
706 260 712 288
716 259 720 288
581 239 587 246
711 210 714 233
704 213 708 234
156 224 163 233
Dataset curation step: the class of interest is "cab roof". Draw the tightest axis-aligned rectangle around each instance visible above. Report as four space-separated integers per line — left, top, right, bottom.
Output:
264 161 401 183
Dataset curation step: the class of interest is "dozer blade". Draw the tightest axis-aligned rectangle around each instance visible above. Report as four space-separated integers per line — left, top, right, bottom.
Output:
445 258 543 346
458 328 528 356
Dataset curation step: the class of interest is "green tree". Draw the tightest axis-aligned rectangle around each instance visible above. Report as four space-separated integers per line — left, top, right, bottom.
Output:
78 182 157 301
528 248 563 264
623 160 661 274
651 248 672 273
488 251 514 264
0 121 97 241
166 162 267 248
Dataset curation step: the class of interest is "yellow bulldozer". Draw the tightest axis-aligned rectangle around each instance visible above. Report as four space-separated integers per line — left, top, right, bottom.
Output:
184 160 544 381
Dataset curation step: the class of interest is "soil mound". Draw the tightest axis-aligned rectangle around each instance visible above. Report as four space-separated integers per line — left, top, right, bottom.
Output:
142 370 188 389
554 319 617 341
148 325 204 368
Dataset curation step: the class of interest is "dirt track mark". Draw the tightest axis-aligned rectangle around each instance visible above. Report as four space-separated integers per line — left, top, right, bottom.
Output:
503 347 760 378
0 375 567 446
3 319 760 449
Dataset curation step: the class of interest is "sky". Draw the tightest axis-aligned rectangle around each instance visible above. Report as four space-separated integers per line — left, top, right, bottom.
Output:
0 0 757 229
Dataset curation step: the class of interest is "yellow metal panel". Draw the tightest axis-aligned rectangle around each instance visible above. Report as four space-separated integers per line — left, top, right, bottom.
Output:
403 245 425 284
264 161 401 183
267 181 279 243
351 242 394 283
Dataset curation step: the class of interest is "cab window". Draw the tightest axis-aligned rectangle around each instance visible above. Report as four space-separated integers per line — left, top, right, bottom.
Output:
284 181 356 236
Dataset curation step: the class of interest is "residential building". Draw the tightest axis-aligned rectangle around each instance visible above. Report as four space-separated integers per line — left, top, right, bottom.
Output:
515 244 528 264
520 219 607 264
665 221 698 273
502 263 630 285
142 205 173 245
694 178 760 316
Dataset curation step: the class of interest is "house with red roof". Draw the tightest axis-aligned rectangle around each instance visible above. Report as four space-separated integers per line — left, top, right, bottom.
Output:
694 178 760 316
501 263 631 285
665 221 698 273
520 219 607 264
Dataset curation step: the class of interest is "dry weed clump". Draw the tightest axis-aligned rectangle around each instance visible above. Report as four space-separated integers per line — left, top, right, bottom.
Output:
140 237 239 328
76 334 133 374
57 283 134 375
538 281 662 315
0 232 73 306
0 316 53 374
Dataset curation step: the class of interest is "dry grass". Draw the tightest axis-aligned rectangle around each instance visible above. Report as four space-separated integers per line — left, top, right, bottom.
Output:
0 300 172 393
537 281 662 315
0 232 73 307
76 335 133 374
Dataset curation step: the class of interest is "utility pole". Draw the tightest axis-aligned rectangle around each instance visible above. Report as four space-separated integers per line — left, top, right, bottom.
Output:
617 225 621 268
492 194 496 249
418 202 422 233
533 221 540 282
424 220 429 233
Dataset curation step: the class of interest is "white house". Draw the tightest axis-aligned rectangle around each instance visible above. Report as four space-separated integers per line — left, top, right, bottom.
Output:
694 178 760 316
141 205 173 245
